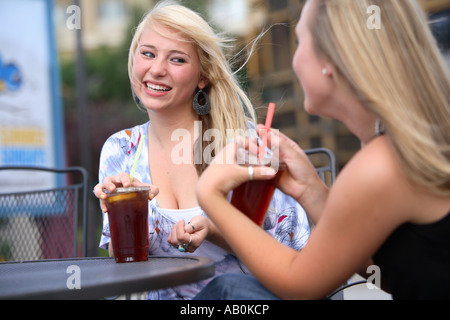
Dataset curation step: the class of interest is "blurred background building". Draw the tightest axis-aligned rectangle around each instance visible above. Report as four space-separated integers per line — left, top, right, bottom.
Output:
47 0 450 254
245 0 450 169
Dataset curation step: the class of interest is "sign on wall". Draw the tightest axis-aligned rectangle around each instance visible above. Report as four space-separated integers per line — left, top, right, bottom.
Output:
0 0 65 192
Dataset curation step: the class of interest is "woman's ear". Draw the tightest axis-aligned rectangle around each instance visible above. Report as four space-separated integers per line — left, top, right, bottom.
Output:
321 62 334 78
198 76 210 90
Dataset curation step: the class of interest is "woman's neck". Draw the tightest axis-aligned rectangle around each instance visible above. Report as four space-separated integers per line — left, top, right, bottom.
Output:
147 109 198 148
334 98 378 147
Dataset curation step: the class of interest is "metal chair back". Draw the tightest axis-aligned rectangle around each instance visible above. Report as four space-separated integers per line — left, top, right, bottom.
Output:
305 148 336 187
0 166 87 261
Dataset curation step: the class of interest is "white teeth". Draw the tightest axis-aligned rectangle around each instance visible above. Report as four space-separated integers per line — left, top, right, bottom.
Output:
146 83 171 92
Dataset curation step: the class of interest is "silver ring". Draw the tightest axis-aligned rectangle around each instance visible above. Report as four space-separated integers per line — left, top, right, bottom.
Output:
177 235 192 253
187 221 195 232
248 166 254 180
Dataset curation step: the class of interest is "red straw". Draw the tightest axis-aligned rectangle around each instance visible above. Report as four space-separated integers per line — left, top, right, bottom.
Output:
265 102 276 128
259 103 276 160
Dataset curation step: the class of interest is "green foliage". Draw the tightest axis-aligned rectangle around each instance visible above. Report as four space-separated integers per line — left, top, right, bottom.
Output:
85 46 131 102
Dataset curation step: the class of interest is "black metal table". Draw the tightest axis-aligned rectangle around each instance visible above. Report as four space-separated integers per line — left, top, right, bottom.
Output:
0 256 215 299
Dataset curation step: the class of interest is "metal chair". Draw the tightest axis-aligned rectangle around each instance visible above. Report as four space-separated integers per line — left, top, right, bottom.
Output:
0 166 88 261
304 147 336 231
305 147 336 187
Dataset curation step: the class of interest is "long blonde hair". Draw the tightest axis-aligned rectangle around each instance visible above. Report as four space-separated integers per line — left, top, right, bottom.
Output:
309 0 450 196
128 0 257 174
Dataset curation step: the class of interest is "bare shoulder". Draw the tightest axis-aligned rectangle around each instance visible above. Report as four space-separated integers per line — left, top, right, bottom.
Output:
330 136 411 225
344 137 401 186
334 136 449 224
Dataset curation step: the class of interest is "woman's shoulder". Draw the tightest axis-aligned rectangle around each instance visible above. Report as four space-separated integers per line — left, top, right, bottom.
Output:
343 136 401 186
100 122 148 157
333 136 417 222
332 137 410 209
106 122 148 141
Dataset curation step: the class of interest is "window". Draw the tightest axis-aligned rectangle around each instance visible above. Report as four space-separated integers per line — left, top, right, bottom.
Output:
310 136 322 149
272 23 292 71
269 0 288 11
262 83 294 103
271 111 296 128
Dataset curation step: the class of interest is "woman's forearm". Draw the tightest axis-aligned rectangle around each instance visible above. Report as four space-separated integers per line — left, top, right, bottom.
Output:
204 219 234 253
297 180 329 225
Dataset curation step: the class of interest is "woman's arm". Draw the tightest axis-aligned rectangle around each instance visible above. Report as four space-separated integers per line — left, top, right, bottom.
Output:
196 137 410 299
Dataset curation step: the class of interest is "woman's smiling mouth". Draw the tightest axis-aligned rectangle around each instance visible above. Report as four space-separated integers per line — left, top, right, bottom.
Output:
146 82 172 92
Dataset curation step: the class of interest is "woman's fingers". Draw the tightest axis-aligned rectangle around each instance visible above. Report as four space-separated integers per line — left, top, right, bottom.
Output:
93 173 159 213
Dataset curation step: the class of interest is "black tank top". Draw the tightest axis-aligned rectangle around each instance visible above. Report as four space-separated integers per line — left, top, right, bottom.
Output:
373 211 450 300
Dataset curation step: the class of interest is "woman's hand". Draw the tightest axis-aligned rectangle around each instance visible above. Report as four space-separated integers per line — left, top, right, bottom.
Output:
167 216 234 253
262 126 329 222
93 172 159 213
197 136 277 199
167 216 209 253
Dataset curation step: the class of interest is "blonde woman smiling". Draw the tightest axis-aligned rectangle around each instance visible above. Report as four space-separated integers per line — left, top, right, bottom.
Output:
93 1 310 300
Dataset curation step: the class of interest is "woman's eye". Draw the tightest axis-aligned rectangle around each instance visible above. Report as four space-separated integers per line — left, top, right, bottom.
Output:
172 57 186 64
142 51 155 58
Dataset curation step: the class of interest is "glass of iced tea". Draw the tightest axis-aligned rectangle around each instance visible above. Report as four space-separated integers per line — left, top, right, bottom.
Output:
105 186 149 263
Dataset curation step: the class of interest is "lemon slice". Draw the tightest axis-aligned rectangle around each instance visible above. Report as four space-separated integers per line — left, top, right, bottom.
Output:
107 192 137 203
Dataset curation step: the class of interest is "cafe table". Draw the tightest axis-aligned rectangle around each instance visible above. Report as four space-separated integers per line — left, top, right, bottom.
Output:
0 256 215 300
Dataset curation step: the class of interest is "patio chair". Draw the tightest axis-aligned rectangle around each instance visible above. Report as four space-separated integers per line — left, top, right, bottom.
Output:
304 147 336 231
305 147 336 187
0 166 88 261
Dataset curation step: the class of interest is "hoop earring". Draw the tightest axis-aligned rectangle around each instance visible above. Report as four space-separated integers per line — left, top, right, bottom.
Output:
133 92 140 105
193 89 211 115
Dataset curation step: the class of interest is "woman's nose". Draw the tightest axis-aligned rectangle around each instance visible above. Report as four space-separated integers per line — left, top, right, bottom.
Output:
149 58 167 77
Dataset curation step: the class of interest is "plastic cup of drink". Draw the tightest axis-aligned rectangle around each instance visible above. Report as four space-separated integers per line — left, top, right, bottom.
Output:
105 186 149 263
230 142 281 226
230 179 277 226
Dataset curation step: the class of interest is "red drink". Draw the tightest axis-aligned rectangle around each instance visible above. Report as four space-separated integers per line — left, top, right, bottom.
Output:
231 179 276 226
106 187 149 263
231 126 282 225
